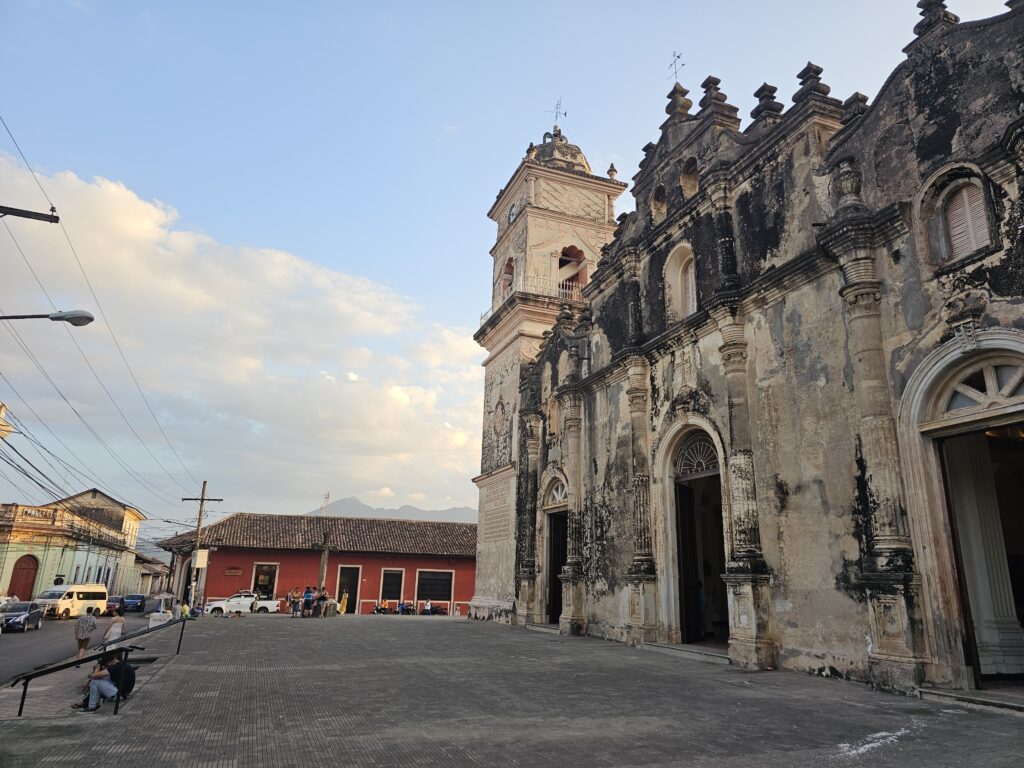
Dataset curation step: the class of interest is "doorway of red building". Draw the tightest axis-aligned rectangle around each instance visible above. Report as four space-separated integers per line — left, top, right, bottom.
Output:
252 563 278 600
337 566 360 614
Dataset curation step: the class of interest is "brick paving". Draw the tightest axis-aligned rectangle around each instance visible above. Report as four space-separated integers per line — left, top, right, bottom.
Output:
0 616 1021 767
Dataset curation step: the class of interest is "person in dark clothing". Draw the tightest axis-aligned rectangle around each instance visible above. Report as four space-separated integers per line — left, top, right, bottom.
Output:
73 651 136 712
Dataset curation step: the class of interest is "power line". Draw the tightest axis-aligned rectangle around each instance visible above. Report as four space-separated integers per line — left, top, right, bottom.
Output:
3 218 192 493
0 378 120 496
3 219 192 492
0 314 178 505
0 111 201 488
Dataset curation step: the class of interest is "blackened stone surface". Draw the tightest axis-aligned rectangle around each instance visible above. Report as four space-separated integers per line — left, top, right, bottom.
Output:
1 617 1021 767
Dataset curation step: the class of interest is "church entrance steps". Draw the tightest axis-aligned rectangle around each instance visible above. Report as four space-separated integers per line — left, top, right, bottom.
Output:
917 686 1024 717
525 622 559 635
641 641 731 665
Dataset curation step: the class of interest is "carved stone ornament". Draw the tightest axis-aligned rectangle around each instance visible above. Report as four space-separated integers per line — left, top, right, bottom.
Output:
833 158 864 211
941 287 989 327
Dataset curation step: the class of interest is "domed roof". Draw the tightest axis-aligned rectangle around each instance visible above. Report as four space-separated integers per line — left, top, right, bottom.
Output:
526 125 591 174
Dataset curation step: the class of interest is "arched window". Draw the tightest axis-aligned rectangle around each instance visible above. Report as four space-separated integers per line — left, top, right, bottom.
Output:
500 258 515 300
545 479 568 508
674 432 719 480
679 158 699 199
945 183 990 261
558 245 587 300
919 168 993 265
664 245 697 321
651 184 668 224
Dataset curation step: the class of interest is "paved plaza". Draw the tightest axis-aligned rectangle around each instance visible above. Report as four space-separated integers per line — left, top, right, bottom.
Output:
0 616 1021 767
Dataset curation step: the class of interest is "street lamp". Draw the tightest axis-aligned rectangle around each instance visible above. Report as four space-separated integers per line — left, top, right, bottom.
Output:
0 310 95 327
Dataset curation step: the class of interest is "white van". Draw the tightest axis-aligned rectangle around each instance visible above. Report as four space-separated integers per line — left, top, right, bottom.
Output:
35 584 108 619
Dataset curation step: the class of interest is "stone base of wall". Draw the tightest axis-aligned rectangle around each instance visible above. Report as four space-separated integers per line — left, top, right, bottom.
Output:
468 598 515 623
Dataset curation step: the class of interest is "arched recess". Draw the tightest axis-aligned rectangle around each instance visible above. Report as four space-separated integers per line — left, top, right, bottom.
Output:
558 245 587 300
679 158 699 199
537 467 571 625
664 243 697 322
650 412 733 644
897 328 1024 688
915 162 996 267
8 554 40 600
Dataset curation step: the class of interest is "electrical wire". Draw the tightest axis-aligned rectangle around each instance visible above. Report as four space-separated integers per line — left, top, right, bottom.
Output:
3 220 192 492
0 111 201 487
0 315 178 505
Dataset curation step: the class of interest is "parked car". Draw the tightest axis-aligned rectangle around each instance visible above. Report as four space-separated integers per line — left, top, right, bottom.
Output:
104 596 123 616
0 601 44 632
123 594 146 613
205 591 280 615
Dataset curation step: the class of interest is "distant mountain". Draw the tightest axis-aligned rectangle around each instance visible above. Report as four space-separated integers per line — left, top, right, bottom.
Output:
309 496 477 523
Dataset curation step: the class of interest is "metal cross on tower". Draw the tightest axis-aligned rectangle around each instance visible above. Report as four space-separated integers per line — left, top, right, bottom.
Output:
548 97 567 125
668 51 686 81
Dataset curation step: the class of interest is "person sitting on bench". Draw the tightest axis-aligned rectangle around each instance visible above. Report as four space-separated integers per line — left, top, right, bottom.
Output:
73 651 136 712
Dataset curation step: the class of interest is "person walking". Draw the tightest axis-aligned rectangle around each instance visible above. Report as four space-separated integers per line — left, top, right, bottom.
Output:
102 607 125 649
289 587 301 618
74 607 98 662
339 590 349 615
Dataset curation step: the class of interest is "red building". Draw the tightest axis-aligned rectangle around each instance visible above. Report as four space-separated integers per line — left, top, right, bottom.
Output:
158 513 476 615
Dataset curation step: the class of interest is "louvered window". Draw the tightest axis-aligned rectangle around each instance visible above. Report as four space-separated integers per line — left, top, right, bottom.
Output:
945 184 989 260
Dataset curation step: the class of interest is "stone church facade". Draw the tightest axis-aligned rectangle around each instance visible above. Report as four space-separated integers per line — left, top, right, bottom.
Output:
470 1 1024 693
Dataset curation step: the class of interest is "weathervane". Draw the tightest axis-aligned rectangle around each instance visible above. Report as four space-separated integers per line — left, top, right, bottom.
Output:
668 51 685 81
548 97 567 125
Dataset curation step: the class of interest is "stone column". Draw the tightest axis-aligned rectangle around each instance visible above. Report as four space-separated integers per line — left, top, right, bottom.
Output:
516 411 543 625
624 356 658 645
711 307 775 669
559 391 586 636
820 201 922 690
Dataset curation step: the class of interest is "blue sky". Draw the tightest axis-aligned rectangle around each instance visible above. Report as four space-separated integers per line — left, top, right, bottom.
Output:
0 1 1010 537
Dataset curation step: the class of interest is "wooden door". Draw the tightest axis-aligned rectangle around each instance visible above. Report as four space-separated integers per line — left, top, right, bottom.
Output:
548 512 568 624
8 555 39 600
676 485 701 643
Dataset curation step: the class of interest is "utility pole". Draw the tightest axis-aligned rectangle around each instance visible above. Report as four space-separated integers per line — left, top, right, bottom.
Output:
0 204 59 224
182 481 222 609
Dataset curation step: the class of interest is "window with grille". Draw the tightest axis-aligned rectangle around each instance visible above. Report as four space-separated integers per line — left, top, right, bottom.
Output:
381 570 403 601
416 571 453 602
945 184 989 260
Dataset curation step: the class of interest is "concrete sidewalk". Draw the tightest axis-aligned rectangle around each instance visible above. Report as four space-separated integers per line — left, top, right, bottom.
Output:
0 615 1021 767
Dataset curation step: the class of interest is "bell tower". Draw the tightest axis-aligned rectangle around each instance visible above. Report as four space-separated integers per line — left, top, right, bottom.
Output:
468 126 626 622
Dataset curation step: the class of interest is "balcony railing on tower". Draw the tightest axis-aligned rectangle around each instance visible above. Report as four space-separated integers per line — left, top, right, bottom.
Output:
480 274 584 325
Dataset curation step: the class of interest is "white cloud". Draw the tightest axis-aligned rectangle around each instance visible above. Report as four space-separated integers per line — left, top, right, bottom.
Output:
0 153 484 523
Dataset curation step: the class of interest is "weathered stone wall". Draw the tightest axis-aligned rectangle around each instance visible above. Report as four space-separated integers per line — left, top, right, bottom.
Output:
504 5 1024 688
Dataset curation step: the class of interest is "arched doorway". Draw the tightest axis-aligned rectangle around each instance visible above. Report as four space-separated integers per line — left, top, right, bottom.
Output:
673 432 728 645
926 355 1024 681
543 479 569 625
8 554 39 600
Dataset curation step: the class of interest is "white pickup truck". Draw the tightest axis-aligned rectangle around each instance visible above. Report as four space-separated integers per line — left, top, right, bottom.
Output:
204 591 280 615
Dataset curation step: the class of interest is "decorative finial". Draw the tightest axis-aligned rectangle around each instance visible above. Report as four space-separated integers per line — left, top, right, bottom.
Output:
665 82 693 116
750 83 784 121
698 76 727 110
841 93 869 124
526 142 537 160
914 0 959 36
607 163 617 179
905 0 959 51
792 62 831 104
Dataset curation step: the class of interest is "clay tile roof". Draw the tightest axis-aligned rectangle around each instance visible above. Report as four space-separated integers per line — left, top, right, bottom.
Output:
157 513 477 558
